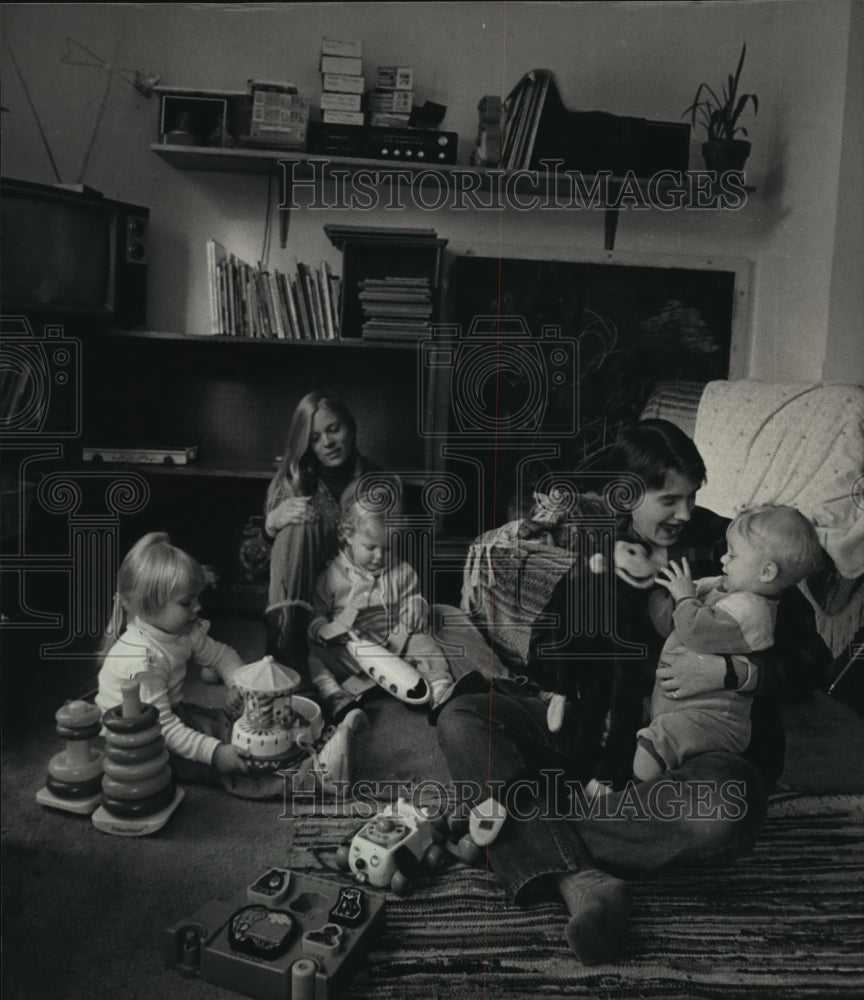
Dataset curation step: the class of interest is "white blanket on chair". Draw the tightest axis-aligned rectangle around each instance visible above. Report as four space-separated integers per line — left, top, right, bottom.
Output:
693 380 864 656
694 380 864 550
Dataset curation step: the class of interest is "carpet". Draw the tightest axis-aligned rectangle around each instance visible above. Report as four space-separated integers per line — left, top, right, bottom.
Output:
3 630 864 1000
284 794 864 1000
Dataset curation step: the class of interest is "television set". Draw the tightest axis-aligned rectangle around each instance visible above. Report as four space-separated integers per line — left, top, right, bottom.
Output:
1 177 148 328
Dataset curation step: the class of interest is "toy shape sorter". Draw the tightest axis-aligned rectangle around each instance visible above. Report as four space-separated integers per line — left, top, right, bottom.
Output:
36 699 104 814
165 867 386 1000
91 680 184 836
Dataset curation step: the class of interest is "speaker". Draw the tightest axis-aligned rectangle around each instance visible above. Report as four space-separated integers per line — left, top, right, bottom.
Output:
114 205 149 327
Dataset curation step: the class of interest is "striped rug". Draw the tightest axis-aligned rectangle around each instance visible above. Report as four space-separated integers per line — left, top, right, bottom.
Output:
288 794 864 999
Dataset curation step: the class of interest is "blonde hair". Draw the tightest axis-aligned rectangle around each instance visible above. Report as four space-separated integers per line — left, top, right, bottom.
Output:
337 489 398 548
101 532 204 654
266 389 358 508
729 505 824 590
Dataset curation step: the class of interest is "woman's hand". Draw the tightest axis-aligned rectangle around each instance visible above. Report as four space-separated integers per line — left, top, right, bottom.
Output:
266 496 316 534
213 743 251 775
655 558 697 602
655 648 725 699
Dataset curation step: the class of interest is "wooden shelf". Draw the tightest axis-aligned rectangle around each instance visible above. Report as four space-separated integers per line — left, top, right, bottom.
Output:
152 143 755 251
100 328 421 349
76 458 274 480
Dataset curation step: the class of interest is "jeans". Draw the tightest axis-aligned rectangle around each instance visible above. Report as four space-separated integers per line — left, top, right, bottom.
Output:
436 690 768 903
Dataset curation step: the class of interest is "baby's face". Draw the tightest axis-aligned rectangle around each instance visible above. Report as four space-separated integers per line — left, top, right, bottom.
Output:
346 519 389 573
720 528 773 593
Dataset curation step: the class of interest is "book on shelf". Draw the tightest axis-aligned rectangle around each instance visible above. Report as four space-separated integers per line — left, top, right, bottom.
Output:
361 320 431 342
502 68 554 169
319 261 335 340
206 239 228 335
325 264 341 334
292 270 313 340
360 301 433 319
323 223 441 249
308 265 327 340
205 242 340 340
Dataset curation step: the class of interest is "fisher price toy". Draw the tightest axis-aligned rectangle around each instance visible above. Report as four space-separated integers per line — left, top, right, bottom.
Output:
334 795 507 896
232 655 368 796
231 656 322 768
91 680 185 836
36 699 104 814
165 866 386 1000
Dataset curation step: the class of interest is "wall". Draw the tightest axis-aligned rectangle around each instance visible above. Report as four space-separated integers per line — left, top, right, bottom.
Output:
824 0 864 383
1 0 860 384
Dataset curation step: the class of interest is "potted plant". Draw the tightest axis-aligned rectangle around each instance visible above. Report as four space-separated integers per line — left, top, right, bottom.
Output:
683 43 758 172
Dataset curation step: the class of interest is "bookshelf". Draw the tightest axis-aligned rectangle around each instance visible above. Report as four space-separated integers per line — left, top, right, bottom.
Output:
125 131 757 600
54 321 431 614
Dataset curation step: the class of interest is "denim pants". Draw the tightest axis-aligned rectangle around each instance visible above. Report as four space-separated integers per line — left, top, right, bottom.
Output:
436 690 768 904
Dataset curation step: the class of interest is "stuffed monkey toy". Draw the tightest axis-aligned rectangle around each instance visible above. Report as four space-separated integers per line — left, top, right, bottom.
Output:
544 534 657 732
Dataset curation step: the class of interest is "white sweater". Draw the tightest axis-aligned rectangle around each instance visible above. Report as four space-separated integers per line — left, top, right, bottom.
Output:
97 617 243 765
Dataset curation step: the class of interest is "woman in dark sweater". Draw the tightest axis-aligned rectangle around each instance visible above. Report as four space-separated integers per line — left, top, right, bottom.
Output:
436 419 831 966
263 389 381 678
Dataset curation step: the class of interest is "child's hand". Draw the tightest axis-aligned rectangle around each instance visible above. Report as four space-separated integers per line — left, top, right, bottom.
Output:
656 558 697 602
213 743 250 775
401 595 428 634
225 684 244 719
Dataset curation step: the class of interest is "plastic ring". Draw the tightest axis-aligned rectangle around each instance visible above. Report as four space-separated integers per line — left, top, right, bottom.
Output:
101 702 159 733
101 767 172 801
102 749 169 782
100 781 175 818
46 773 104 799
55 701 101 730
103 723 162 748
55 722 102 742
48 747 104 783
103 738 166 765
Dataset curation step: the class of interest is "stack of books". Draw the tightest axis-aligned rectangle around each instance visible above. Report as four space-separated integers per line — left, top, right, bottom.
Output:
367 65 414 127
206 240 340 340
501 68 554 169
319 37 365 127
358 276 434 341
246 80 310 150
